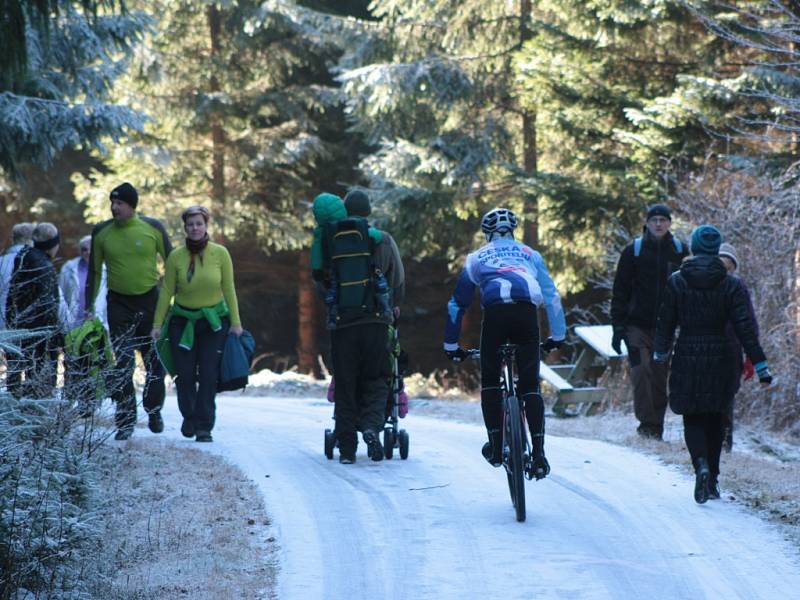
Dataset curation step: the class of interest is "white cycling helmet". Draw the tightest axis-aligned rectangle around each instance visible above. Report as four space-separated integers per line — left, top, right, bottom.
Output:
481 208 518 236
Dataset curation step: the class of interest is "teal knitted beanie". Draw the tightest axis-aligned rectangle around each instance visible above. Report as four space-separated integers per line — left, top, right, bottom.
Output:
690 224 723 255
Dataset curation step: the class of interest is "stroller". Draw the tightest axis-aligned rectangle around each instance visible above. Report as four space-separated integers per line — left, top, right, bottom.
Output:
324 324 410 460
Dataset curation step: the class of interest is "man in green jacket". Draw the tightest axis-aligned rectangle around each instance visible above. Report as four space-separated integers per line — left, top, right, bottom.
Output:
86 182 172 440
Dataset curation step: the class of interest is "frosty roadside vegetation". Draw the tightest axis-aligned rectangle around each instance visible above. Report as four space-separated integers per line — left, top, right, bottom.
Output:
0 335 276 599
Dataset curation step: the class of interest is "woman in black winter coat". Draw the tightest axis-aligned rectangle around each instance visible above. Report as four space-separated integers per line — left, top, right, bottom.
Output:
653 225 772 504
5 222 62 399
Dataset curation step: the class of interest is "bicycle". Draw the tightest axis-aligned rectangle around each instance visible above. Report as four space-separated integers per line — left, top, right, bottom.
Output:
466 344 535 522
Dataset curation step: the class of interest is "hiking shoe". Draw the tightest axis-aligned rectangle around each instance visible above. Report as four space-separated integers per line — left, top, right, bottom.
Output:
694 458 710 504
148 411 164 434
528 455 551 481
339 452 356 464
637 423 663 440
707 476 721 500
114 429 132 441
195 431 213 443
180 418 195 439
363 430 384 462
482 428 503 467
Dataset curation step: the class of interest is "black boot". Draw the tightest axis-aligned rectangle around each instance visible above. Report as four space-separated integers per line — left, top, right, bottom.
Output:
481 428 503 467
363 430 384 462
637 423 663 440
707 474 721 500
181 418 195 439
528 433 550 480
148 411 164 434
694 457 710 504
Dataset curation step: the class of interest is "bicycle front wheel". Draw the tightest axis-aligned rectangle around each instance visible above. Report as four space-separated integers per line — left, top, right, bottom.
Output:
504 394 526 522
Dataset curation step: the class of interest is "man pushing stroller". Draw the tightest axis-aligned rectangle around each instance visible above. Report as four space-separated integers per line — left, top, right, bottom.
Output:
311 190 405 464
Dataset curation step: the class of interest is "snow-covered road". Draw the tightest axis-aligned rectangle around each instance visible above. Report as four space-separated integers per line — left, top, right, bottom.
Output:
156 395 800 599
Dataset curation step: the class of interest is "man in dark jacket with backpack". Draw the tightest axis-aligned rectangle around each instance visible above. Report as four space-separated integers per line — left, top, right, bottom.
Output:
315 190 404 464
611 204 688 439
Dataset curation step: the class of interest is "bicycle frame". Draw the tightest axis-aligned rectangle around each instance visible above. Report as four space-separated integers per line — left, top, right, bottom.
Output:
463 344 532 521
498 345 532 476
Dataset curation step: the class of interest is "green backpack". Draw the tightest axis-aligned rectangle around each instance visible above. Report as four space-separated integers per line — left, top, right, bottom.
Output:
64 318 114 401
323 217 382 325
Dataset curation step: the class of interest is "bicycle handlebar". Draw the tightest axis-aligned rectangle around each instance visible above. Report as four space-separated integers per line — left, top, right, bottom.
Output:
460 343 555 362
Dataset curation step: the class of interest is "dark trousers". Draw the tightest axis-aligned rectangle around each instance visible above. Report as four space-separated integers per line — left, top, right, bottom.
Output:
627 325 669 434
683 413 725 477
169 316 228 433
6 336 58 399
480 303 544 444
331 323 391 453
107 288 165 432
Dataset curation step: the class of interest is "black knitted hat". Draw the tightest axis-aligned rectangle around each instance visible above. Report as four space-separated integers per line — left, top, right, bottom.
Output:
110 182 138 209
646 203 671 221
344 190 371 217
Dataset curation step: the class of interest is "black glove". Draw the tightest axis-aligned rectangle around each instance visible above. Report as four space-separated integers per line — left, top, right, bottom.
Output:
611 327 625 355
445 347 469 363
540 337 563 353
756 363 773 385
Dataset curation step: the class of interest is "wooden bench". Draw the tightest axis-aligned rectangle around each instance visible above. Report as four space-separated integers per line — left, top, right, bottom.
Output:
542 325 624 417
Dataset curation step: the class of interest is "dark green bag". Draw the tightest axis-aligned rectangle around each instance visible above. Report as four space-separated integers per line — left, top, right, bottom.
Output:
324 217 379 325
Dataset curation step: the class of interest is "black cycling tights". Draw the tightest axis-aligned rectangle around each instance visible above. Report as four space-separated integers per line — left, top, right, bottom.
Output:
480 303 543 443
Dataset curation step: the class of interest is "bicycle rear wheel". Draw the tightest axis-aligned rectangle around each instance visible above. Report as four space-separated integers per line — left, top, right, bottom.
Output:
504 394 526 522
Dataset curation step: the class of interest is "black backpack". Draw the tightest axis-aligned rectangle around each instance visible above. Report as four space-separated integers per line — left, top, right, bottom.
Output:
323 217 381 325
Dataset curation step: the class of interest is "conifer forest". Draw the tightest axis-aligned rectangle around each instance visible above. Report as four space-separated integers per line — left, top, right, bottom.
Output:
1 1 799 425
3 3 800 599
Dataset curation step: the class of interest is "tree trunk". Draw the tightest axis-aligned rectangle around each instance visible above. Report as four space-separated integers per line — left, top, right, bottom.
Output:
795 245 800 352
207 4 226 242
520 0 538 248
522 111 538 248
297 250 321 377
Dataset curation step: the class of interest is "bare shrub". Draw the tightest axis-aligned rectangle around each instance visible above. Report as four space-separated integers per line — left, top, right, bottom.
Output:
671 163 800 432
0 325 120 599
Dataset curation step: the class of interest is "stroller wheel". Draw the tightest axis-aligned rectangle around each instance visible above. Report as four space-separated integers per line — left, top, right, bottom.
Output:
383 427 395 460
324 429 335 460
399 429 410 460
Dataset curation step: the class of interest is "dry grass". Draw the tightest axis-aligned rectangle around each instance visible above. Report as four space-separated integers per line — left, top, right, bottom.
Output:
85 433 277 599
673 165 800 431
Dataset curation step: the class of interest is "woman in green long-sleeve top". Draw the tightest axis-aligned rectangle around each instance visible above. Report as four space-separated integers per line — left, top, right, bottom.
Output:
151 205 242 442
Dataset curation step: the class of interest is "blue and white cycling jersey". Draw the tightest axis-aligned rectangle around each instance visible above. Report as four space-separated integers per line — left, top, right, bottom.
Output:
444 237 567 349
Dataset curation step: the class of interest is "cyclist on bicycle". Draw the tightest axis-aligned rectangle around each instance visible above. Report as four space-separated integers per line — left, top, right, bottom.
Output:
443 208 566 479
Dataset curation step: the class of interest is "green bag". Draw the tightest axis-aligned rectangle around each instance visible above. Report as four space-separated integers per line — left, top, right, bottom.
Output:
155 319 175 377
64 318 114 402
323 217 380 325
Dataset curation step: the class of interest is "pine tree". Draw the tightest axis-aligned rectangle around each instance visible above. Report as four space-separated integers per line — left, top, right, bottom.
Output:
73 0 368 376
680 0 800 169
513 0 747 282
0 1 146 176
76 0 362 245
338 1 535 262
